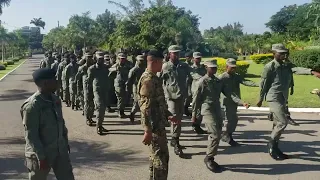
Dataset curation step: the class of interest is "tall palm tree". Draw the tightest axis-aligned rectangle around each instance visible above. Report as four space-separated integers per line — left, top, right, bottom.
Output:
30 18 46 29
0 0 10 15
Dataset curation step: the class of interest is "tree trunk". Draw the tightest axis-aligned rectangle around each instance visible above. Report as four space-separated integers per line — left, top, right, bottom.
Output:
1 43 4 62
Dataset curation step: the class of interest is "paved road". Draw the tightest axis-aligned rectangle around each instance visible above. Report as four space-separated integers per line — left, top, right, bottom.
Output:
0 55 319 180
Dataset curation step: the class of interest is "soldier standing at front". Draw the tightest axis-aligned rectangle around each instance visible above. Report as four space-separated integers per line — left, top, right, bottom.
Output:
190 52 207 134
192 60 248 172
219 58 257 146
40 51 55 69
138 50 178 180
65 54 80 110
21 68 74 180
76 53 95 126
87 51 111 135
160 45 190 157
56 53 70 101
126 55 146 123
257 44 293 160
109 53 131 118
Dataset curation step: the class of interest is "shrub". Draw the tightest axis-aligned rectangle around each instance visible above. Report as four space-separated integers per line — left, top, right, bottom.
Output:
0 62 8 67
262 58 273 65
216 52 238 60
250 54 273 64
0 64 6 70
180 57 250 76
13 58 20 62
6 60 14 65
290 49 320 71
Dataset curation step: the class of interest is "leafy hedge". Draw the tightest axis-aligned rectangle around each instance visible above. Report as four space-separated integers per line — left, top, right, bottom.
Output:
0 64 5 70
290 49 320 71
180 57 250 76
250 54 273 64
0 62 8 67
6 60 14 65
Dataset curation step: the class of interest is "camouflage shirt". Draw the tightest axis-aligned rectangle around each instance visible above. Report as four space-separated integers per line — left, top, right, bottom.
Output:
138 70 172 132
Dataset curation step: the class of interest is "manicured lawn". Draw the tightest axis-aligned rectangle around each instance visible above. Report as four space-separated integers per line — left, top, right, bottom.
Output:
0 60 25 79
240 63 320 108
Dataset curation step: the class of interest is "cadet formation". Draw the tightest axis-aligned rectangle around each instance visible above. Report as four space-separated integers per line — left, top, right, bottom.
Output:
21 44 320 180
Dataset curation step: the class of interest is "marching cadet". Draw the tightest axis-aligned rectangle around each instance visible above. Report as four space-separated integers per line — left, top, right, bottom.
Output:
192 60 249 172
190 52 207 134
56 53 70 101
160 45 191 157
87 51 111 135
109 53 131 118
138 50 178 180
21 68 75 180
219 58 258 146
51 53 61 73
40 51 55 69
126 55 146 123
65 54 80 110
183 51 193 117
76 52 96 125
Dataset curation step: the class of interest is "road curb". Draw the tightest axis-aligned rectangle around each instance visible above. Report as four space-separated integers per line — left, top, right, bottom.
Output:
0 59 27 82
238 106 320 113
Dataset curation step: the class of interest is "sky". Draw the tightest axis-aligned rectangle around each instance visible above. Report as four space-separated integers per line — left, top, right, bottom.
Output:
0 0 312 34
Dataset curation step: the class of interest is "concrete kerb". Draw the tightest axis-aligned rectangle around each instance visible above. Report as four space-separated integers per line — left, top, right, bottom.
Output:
0 59 28 82
237 106 320 113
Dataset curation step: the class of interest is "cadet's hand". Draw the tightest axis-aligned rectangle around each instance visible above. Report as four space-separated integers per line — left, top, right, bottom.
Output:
191 116 197 123
256 101 263 107
39 159 49 170
243 103 250 109
290 88 294 95
312 71 320 78
142 131 152 146
168 116 180 125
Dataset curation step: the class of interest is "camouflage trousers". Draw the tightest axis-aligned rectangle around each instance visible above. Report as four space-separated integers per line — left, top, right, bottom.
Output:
25 154 75 180
149 130 169 180
93 92 109 127
77 83 84 109
84 89 94 120
167 98 184 139
115 87 126 111
130 93 140 114
62 81 70 103
268 100 288 141
69 82 78 106
221 103 238 143
203 108 224 158
56 80 63 100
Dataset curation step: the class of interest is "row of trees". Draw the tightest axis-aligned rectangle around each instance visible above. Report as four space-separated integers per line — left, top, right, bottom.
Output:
42 0 320 57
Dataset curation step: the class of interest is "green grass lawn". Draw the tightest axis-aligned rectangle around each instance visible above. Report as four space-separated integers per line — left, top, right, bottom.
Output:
240 63 320 108
0 60 25 79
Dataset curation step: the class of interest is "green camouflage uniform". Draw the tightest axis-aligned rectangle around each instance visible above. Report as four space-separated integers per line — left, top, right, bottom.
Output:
65 62 80 108
56 60 68 100
126 55 145 115
138 70 172 180
219 59 258 143
87 63 111 127
109 56 131 114
76 63 94 120
190 63 207 125
161 59 190 140
21 91 74 180
40 57 55 69
192 64 243 158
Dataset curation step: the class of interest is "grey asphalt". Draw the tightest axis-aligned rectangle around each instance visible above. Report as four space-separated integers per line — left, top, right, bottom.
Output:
0 54 319 180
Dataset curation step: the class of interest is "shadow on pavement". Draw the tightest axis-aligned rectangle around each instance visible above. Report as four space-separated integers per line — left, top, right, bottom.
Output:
0 89 34 102
69 140 146 170
0 137 146 179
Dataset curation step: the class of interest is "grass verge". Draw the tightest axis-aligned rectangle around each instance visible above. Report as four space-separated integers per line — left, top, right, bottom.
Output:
240 63 320 108
0 59 25 79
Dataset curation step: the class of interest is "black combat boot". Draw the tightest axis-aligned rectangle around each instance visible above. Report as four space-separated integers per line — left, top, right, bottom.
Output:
129 112 135 124
118 110 126 118
268 139 287 160
192 123 207 134
268 113 273 121
287 116 299 126
86 117 96 127
97 126 108 135
274 141 289 159
204 156 222 173
170 138 184 157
